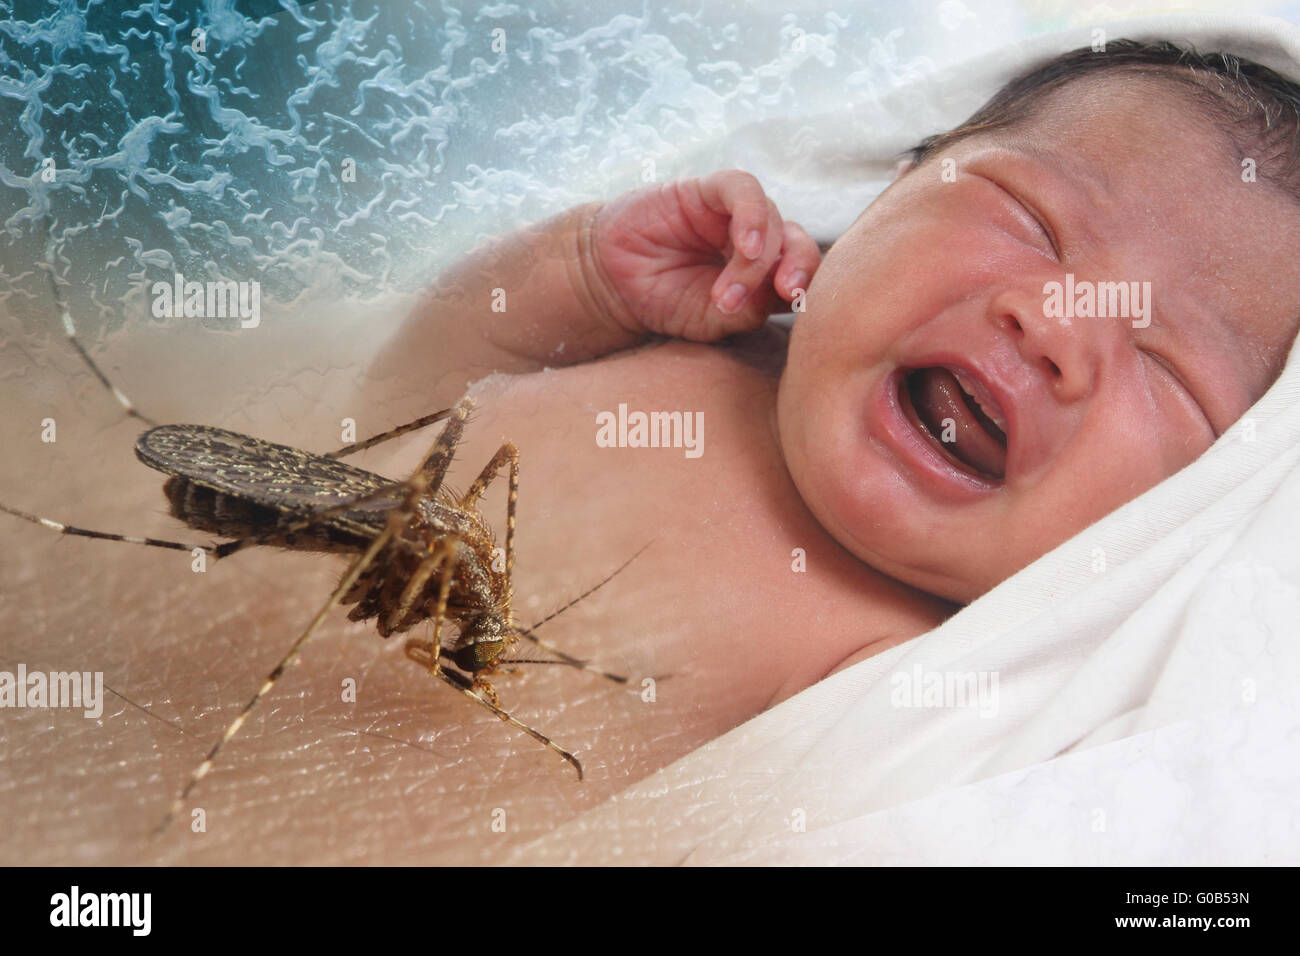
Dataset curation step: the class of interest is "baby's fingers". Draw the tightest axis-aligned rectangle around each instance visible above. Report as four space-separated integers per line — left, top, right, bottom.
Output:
710 197 786 315
698 169 774 261
696 173 780 313
773 220 820 303
710 211 820 322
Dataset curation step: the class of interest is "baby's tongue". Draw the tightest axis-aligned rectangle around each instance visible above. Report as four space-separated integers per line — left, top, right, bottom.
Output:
909 367 1007 479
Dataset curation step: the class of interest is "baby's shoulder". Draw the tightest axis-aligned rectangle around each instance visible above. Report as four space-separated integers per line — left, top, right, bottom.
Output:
579 324 789 394
468 325 787 425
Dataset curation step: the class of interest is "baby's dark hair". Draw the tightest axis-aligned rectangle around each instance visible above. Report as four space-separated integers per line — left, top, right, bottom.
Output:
907 39 1300 201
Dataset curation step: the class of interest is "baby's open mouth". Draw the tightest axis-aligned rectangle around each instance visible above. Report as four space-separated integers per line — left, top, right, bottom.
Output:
900 367 1008 480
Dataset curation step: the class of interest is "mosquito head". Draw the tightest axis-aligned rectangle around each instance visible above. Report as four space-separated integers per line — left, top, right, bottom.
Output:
452 612 512 672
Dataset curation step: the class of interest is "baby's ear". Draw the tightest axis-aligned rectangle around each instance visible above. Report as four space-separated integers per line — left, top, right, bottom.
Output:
892 158 916 181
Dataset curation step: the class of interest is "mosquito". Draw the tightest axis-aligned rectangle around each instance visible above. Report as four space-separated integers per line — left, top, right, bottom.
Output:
3 273 638 837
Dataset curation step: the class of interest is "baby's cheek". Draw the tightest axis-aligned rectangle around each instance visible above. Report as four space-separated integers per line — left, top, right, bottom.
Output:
782 412 870 554
777 387 834 516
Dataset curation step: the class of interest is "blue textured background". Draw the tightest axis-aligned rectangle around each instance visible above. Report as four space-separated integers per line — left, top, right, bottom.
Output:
2 0 1296 340
0 0 1005 340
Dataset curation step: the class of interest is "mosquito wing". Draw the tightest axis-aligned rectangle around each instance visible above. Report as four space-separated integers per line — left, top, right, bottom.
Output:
135 425 417 533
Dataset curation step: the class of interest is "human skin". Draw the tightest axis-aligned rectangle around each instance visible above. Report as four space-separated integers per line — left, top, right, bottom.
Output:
0 319 949 865
3 73 1297 865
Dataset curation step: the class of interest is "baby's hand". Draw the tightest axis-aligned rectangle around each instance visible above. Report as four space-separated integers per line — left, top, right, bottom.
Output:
585 170 821 342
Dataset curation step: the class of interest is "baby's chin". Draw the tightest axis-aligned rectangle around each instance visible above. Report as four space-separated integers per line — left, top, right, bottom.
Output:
820 498 994 604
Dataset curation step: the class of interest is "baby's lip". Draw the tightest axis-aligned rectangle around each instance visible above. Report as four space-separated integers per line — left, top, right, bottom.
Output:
902 355 1020 479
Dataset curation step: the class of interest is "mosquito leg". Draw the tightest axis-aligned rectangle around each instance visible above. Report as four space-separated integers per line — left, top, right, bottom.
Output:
382 535 458 641
326 407 455 460
152 474 430 837
58 309 158 428
401 641 582 777
414 395 475 494
458 442 519 589
41 232 157 428
1 475 432 564
436 665 583 780
155 407 471 833
0 502 213 554
428 539 457 671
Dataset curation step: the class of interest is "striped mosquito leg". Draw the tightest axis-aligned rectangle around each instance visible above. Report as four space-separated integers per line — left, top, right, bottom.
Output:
428 541 457 674
397 540 459 679
414 396 475 495
152 477 428 837
326 407 455 460
382 536 458 640
0 502 211 554
59 310 158 428
45 255 157 428
459 442 519 588
436 665 583 780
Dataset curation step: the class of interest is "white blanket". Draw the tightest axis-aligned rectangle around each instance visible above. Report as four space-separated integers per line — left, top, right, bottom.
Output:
505 12 1300 865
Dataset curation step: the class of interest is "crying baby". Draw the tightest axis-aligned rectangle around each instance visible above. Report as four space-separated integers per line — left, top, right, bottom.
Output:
373 39 1300 770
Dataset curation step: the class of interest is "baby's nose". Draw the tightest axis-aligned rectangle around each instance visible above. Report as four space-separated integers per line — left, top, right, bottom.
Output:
987 283 1111 401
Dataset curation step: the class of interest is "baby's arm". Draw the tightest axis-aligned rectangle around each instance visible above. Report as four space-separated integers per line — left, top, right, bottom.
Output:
375 171 820 401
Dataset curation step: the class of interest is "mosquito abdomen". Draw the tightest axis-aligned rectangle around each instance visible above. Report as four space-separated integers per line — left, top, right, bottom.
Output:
162 477 366 553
